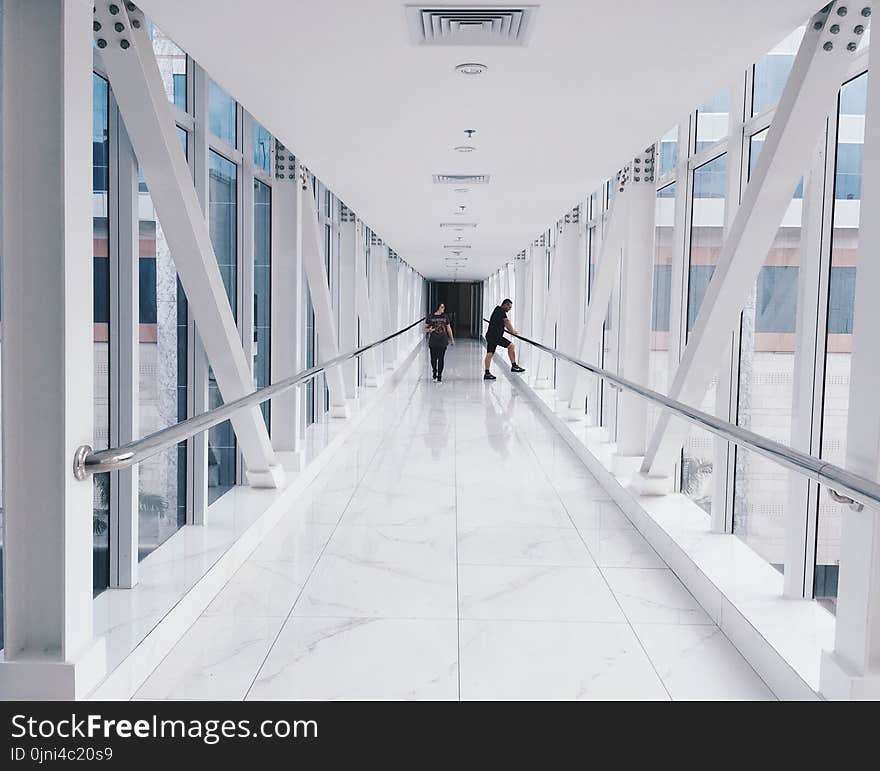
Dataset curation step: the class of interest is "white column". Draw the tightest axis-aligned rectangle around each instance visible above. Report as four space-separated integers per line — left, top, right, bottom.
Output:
556 211 584 400
820 35 880 699
109 114 140 588
387 252 400 364
97 5 283 488
338 208 358 398
614 160 656 473
301 175 349 417
514 253 531 368
188 62 210 522
354 220 381 386
567 177 626 418
528 239 547 379
783 134 829 596
0 0 106 699
534 230 566 388
373 241 395 370
269 151 305 469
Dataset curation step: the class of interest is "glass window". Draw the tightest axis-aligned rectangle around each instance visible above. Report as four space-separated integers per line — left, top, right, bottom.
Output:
254 180 271 429
150 24 187 111
816 73 867 612
696 89 730 152
687 154 727 331
207 151 238 502
732 132 803 572
136 140 189 558
682 154 728 516
254 123 272 175
750 128 804 198
208 80 236 147
649 183 675 437
93 73 111 595
752 27 804 116
658 127 678 177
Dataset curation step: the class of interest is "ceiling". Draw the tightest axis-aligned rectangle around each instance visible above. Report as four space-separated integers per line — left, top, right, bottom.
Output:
138 0 820 280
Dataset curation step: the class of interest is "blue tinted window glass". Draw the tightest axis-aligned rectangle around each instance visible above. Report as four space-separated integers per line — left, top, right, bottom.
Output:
254 123 272 174
755 266 798 333
753 54 795 115
208 80 236 146
828 266 856 333
651 265 672 332
839 75 868 115
835 144 863 200
173 73 186 110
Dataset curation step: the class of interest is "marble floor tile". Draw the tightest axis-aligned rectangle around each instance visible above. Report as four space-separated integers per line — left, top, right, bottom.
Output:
458 564 625 622
603 568 713 625
294 555 458 619
204 560 310 619
579 527 667 569
633 624 776 700
459 619 668 700
248 522 336 564
326 522 456 567
248 617 459 700
457 525 594 567
134 615 284 700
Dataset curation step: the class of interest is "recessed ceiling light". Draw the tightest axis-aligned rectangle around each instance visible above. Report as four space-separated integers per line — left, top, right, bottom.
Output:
456 62 487 76
439 222 477 229
453 188 470 194
454 145 476 153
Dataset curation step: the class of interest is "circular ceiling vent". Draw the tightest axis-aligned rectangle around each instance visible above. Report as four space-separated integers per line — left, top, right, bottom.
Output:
455 62 488 75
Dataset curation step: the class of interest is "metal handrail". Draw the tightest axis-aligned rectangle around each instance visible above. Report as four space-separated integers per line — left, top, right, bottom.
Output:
73 317 426 479
486 321 877 512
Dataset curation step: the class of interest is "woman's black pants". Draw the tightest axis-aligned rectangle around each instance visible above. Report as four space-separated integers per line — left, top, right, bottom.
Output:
429 344 447 377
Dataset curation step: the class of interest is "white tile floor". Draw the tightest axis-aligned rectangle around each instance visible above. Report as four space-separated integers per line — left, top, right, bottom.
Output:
135 341 775 701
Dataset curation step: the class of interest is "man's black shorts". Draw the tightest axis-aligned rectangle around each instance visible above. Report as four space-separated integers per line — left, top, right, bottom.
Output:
486 336 511 353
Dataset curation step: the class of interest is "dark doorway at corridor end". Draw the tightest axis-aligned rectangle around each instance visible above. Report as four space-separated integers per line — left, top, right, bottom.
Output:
427 282 483 339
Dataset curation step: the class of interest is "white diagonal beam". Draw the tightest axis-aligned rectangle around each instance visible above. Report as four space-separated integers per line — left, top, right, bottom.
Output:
556 211 585 400
642 3 870 478
533 228 567 388
338 209 358 398
96 4 282 487
354 219 381 386
566 178 626 417
821 24 880 698
301 174 349 417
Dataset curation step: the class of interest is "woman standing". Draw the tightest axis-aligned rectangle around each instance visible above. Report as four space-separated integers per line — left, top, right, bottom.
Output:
425 302 454 382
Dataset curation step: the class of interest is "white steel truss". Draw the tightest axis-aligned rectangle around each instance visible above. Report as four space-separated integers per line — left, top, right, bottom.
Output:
95 3 283 488
641 5 870 481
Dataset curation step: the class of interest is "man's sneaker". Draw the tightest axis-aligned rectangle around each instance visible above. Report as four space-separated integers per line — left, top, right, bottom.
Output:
511 364 526 373
483 371 497 380
432 371 437 380
437 374 442 383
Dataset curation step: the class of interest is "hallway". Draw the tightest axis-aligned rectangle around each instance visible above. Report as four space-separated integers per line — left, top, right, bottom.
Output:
134 342 774 701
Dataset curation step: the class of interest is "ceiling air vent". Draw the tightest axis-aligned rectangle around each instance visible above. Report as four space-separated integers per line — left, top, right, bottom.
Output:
433 174 490 185
407 5 537 46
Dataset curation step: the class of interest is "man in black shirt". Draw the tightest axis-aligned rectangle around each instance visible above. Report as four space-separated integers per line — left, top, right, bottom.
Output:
484 298 525 380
